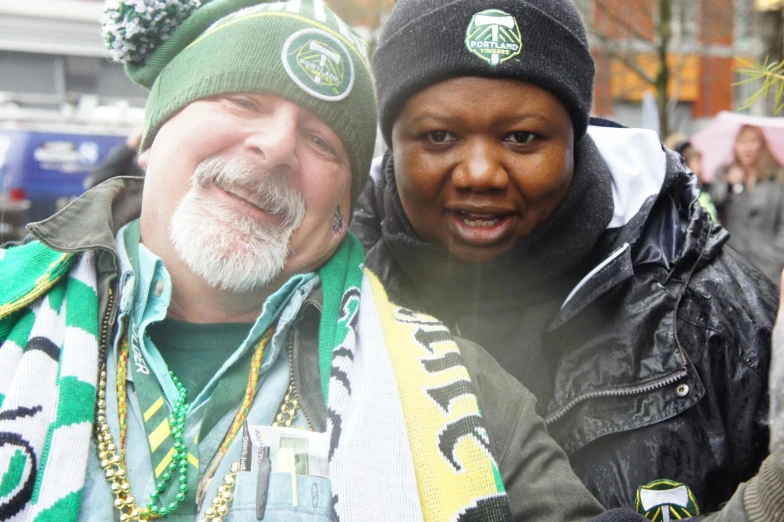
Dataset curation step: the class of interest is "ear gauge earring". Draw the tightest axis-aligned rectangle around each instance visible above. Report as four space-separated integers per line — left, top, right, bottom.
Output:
332 204 345 236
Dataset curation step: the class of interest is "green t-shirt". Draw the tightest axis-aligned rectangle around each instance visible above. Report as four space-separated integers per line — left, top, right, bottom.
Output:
146 319 253 400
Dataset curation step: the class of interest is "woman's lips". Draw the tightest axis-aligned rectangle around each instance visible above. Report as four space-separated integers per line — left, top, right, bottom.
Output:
447 210 515 245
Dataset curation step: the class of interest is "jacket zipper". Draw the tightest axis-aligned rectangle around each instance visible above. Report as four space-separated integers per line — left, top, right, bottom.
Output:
544 368 689 426
98 287 117 366
287 330 313 430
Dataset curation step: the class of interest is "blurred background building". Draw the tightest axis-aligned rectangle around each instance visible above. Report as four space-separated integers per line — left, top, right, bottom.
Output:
576 0 783 135
0 0 146 130
0 0 394 131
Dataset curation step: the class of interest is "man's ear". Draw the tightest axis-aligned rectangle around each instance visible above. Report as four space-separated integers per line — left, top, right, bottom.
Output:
138 148 150 167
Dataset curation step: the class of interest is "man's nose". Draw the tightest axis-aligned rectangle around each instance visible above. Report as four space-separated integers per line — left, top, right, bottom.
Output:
451 140 509 193
244 111 300 175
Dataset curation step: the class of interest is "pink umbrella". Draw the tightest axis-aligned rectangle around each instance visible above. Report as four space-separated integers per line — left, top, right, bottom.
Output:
690 111 784 183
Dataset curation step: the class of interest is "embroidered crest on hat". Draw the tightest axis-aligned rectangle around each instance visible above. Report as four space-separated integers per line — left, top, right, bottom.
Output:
282 28 355 101
635 479 700 522
464 9 523 66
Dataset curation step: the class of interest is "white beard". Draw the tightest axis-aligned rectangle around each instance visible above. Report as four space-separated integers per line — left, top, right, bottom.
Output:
169 155 305 294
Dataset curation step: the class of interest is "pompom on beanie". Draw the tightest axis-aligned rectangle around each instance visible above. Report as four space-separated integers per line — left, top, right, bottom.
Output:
102 0 377 208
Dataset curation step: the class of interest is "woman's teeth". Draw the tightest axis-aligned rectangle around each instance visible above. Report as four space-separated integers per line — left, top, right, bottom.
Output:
459 213 501 227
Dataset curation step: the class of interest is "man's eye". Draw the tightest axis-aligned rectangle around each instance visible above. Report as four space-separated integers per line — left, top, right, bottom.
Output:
228 97 256 110
309 134 336 156
425 131 454 143
507 132 537 144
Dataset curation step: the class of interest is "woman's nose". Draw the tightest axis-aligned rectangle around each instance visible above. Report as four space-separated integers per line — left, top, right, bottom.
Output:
451 141 509 193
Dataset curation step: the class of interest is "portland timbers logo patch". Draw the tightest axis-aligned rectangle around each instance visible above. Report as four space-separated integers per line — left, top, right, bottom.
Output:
282 28 354 102
465 9 523 66
635 479 700 522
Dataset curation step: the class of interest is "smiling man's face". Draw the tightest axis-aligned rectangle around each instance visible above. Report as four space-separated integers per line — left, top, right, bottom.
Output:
138 92 352 293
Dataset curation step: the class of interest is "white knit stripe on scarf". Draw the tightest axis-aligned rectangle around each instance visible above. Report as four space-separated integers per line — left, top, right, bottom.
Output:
329 274 424 522
29 422 94 516
59 326 99 383
324 281 359 518
0 340 23 401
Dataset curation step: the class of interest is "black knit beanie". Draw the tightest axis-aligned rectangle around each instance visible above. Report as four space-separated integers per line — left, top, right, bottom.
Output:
373 0 595 145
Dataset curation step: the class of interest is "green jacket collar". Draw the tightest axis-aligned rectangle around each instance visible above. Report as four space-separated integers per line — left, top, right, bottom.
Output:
27 176 144 255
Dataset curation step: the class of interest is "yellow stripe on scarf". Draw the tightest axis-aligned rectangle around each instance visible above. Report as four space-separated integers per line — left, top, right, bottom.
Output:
366 271 503 522
0 251 72 318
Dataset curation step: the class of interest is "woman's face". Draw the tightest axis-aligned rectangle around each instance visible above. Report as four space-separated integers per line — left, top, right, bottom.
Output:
735 128 764 168
391 77 574 263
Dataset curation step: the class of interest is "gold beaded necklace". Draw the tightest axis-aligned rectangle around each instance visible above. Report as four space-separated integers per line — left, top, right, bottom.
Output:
95 327 304 521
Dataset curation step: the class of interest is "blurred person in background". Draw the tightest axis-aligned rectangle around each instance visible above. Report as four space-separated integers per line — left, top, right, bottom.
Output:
83 126 145 190
665 133 718 221
711 124 784 282
353 0 779 516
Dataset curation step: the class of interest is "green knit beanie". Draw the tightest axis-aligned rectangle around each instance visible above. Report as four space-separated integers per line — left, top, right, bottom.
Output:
101 0 377 207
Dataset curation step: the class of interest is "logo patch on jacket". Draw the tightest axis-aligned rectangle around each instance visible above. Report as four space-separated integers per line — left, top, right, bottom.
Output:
464 9 522 66
635 479 700 522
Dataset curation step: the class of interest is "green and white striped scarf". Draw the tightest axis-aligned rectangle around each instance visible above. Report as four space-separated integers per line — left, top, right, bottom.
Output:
0 241 98 521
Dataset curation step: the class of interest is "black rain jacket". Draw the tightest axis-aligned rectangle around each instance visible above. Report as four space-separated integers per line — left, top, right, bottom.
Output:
350 122 779 513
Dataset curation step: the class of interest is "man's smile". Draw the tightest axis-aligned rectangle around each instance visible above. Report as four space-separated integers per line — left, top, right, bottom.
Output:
210 183 285 224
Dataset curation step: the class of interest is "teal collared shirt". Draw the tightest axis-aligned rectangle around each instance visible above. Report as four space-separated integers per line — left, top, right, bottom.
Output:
117 219 316 411
80 219 331 522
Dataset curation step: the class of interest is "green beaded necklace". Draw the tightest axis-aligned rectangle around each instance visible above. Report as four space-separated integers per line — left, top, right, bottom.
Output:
113 338 196 518
145 371 190 517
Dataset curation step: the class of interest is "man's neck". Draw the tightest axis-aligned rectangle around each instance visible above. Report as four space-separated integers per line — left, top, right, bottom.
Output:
166 277 269 323
139 237 283 325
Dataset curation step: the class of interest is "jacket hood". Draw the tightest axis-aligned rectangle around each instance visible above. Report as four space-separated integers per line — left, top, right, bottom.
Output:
558 122 728 314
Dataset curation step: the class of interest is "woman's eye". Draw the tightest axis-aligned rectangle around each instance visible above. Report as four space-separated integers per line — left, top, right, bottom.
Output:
424 131 454 143
508 132 537 144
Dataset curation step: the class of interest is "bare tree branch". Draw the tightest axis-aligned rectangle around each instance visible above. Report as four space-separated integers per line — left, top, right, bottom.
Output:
593 0 657 46
589 32 658 84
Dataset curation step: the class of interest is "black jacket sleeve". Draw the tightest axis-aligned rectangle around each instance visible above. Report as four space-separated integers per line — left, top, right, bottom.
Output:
678 245 776 498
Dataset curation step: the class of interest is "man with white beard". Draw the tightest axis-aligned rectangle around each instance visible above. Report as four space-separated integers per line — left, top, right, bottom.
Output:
3 1 784 522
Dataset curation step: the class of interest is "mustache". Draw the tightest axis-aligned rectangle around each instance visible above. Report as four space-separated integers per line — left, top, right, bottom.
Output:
192 155 305 227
